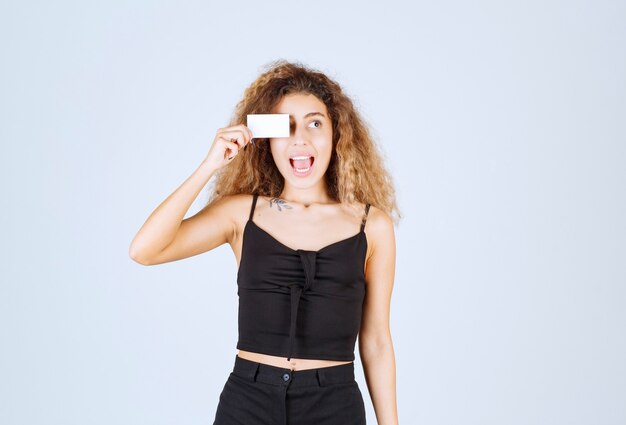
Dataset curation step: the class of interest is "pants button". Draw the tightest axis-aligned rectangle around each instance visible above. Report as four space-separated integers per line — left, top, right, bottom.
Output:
283 373 290 381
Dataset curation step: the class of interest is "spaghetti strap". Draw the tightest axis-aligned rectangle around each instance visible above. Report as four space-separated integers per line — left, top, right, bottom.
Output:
360 203 371 232
249 193 259 222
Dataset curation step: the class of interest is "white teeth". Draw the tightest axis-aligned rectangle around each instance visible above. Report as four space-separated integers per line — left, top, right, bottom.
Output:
290 155 312 173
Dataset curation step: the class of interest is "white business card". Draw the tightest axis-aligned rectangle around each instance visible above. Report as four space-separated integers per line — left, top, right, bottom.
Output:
246 114 290 138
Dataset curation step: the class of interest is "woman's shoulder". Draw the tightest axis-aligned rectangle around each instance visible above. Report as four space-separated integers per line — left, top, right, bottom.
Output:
203 193 256 222
362 204 395 249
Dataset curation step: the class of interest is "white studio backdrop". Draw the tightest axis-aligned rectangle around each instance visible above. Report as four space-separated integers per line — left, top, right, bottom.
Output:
1 1 625 424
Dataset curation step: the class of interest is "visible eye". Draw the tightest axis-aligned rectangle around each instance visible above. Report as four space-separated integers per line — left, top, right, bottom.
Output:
308 120 322 128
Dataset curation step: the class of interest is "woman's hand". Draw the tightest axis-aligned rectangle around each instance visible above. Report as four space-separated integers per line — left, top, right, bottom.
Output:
203 124 253 171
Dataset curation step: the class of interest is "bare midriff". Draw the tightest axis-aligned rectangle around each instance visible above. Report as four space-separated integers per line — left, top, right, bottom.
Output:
237 349 353 371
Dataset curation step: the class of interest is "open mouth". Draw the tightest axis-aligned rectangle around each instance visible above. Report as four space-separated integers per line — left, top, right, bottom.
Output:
289 155 315 173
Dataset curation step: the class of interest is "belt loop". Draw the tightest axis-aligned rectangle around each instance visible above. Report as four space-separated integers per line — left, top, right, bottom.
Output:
316 368 326 387
247 362 260 382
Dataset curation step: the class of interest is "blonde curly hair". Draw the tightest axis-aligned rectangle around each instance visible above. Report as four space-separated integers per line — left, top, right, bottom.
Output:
205 59 402 225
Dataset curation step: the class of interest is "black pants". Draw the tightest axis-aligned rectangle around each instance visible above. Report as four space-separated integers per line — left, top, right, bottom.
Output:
212 355 367 425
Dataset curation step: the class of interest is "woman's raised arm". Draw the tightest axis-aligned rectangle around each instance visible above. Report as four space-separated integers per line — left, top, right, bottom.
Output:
128 125 252 265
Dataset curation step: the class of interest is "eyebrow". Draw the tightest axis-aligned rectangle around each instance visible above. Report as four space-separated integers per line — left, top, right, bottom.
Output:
287 112 327 120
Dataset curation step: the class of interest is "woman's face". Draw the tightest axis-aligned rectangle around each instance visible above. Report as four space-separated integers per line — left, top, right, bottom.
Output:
269 93 333 188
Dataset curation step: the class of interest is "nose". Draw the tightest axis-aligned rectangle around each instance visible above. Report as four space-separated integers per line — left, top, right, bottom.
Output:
290 121 310 145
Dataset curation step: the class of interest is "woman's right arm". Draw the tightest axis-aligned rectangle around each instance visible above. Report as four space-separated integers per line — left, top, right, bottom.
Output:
128 124 253 266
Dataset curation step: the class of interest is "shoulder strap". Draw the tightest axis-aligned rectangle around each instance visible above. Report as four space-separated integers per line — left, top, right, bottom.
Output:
360 203 371 232
249 193 259 222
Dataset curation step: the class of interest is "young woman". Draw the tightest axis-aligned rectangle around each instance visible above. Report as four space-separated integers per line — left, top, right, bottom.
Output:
129 60 401 425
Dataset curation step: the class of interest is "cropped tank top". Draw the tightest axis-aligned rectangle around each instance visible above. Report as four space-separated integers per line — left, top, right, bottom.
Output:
236 193 371 361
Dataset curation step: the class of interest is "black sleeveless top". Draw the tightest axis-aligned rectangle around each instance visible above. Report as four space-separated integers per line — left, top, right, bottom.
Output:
236 193 371 361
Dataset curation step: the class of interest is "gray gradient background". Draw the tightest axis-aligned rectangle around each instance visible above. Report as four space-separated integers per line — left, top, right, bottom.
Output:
1 1 625 424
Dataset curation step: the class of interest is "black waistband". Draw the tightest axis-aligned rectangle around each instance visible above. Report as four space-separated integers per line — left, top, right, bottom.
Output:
231 355 355 387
